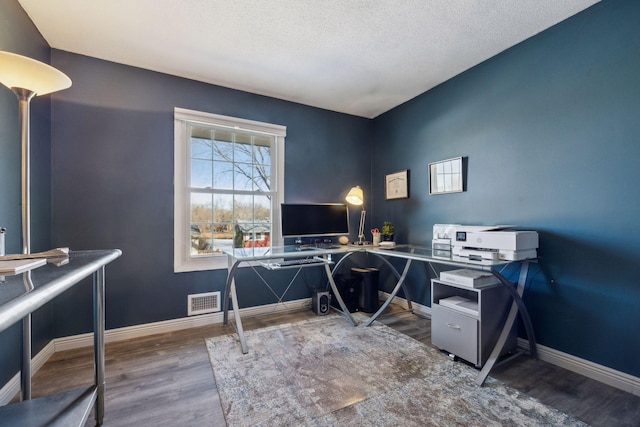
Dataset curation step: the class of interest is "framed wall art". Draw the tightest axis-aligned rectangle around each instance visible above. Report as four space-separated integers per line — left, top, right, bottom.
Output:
385 169 409 200
428 157 464 195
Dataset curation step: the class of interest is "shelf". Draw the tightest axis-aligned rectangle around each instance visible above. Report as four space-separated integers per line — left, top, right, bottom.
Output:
439 296 479 317
0 386 97 427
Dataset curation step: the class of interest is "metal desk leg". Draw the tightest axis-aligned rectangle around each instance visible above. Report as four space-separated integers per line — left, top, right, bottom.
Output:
476 261 535 386
325 263 357 326
94 267 106 425
362 258 413 327
223 257 243 326
222 256 248 353
229 279 248 353
369 253 414 313
223 256 232 325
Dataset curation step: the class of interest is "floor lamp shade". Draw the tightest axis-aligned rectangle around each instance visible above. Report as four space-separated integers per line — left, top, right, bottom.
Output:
0 51 71 94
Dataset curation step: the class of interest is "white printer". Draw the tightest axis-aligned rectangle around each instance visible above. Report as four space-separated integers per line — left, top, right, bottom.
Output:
432 224 538 261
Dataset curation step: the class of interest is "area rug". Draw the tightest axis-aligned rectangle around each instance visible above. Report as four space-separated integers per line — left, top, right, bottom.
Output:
206 314 586 426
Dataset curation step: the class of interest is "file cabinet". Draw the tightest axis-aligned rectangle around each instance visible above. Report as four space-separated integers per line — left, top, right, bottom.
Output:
431 278 516 368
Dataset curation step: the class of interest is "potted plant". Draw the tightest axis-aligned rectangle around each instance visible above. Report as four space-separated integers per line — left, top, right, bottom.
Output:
381 221 395 241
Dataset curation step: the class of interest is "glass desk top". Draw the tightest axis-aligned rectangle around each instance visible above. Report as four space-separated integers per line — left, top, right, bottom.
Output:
222 244 524 270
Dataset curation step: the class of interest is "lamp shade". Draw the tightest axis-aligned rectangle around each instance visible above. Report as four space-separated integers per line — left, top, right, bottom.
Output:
0 51 71 95
345 186 364 206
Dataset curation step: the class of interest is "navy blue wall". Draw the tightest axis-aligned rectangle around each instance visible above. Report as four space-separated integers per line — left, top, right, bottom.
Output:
371 0 640 377
0 0 56 388
48 51 371 336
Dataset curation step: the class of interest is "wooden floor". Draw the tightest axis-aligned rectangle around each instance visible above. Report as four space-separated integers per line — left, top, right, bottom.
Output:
27 305 640 426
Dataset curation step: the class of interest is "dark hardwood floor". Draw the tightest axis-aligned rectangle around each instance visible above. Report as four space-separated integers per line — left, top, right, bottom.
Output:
27 304 640 426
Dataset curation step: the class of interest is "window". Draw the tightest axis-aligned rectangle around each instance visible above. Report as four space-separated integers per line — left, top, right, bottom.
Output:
174 108 286 272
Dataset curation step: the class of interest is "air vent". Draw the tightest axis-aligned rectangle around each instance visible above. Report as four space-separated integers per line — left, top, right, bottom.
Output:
188 291 221 316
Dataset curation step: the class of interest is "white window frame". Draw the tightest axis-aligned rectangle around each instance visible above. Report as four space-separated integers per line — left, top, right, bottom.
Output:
174 108 286 272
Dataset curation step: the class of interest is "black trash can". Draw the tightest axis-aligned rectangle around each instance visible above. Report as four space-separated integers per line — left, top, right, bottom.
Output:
351 267 379 313
330 274 361 313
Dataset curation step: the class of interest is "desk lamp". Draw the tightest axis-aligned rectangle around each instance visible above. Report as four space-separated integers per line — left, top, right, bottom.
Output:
346 186 366 245
0 51 71 401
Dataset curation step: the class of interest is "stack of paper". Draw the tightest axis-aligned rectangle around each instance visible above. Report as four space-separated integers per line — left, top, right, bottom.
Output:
440 268 499 288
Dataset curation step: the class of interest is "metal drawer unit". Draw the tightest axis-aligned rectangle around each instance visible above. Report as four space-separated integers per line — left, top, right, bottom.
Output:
431 278 516 368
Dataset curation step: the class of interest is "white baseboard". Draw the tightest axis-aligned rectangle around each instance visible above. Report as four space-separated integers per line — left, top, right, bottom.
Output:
0 339 56 406
518 338 640 396
55 297 311 352
2 295 638 405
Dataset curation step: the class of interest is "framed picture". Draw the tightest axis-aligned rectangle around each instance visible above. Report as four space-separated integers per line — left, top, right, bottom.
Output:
385 169 409 200
428 157 464 195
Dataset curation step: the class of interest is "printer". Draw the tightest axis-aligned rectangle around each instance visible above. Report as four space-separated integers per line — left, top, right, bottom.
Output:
432 224 538 261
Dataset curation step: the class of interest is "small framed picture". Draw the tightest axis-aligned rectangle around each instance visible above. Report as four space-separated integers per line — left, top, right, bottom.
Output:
385 170 409 200
428 157 464 195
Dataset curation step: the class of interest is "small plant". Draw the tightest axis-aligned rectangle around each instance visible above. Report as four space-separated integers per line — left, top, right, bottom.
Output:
381 221 395 238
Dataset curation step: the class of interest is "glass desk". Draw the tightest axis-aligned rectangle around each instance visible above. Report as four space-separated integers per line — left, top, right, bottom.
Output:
357 245 537 385
222 244 537 386
222 245 357 354
0 249 122 426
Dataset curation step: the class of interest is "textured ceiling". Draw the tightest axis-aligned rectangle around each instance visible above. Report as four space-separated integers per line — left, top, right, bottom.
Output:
18 0 599 118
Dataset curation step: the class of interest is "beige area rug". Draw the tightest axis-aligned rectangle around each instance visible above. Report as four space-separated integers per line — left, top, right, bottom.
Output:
206 314 586 426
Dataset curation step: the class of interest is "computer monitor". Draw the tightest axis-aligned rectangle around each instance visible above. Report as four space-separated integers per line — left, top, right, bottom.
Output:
281 203 349 239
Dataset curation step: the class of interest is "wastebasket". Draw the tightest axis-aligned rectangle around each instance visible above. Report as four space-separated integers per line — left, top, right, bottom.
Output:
330 274 361 313
351 267 379 313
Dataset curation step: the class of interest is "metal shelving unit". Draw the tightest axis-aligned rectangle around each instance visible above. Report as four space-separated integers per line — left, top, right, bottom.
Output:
0 249 122 426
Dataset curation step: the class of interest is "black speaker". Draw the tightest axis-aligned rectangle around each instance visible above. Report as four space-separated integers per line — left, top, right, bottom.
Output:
312 290 331 315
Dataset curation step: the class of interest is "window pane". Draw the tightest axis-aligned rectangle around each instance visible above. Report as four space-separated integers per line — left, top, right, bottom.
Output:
191 223 213 255
213 161 233 190
252 164 271 191
212 135 233 161
213 194 233 222
253 138 272 165
234 195 253 223
213 223 233 250
191 136 212 160
233 163 254 191
191 193 212 222
254 194 271 222
234 137 253 163
190 158 212 188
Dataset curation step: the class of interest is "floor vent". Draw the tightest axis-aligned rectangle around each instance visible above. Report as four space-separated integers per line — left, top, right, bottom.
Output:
188 291 221 316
